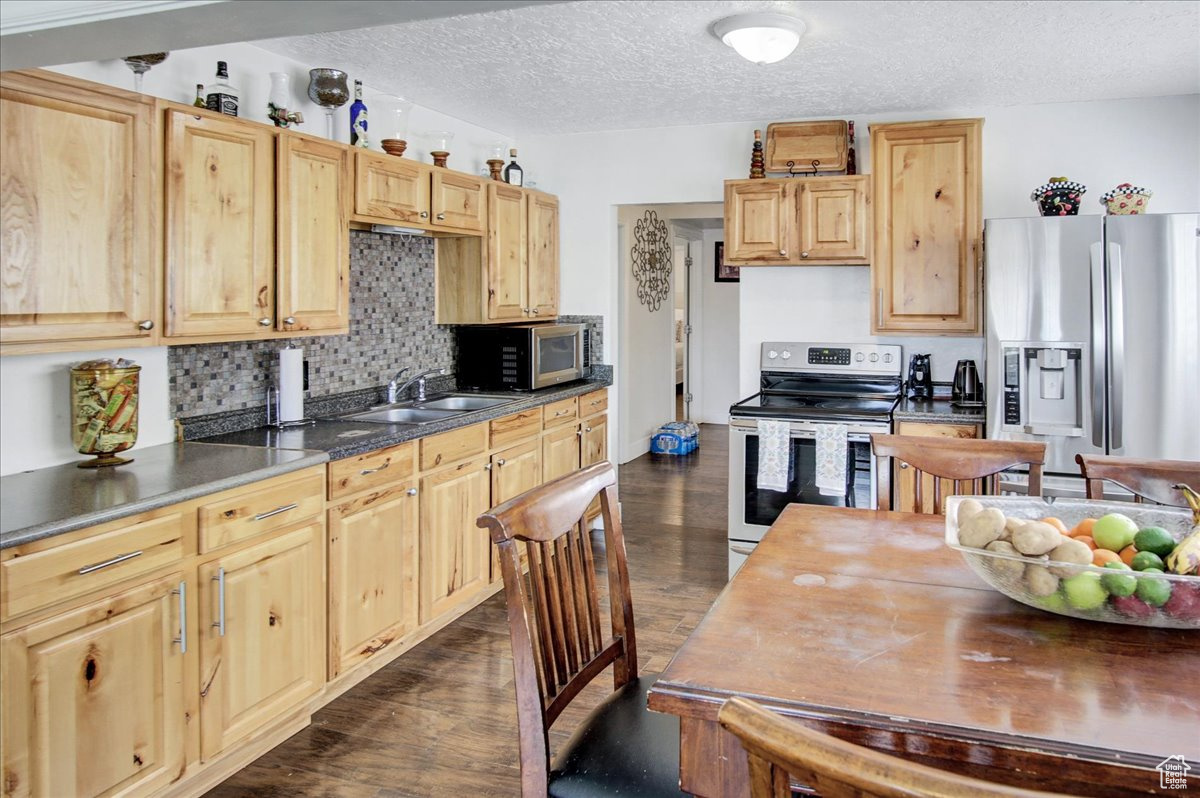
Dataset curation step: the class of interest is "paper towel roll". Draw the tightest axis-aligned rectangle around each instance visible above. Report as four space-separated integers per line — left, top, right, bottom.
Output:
278 347 304 422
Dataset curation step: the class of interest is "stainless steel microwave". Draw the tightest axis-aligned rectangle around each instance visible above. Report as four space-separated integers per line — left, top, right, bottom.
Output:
456 323 586 391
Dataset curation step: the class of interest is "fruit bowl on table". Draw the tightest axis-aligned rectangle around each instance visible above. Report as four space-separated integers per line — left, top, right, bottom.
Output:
945 495 1199 629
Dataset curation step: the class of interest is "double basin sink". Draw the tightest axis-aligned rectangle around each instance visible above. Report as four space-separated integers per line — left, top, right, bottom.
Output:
335 394 517 425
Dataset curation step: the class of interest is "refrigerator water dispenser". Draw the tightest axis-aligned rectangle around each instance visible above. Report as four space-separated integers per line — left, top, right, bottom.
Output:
1001 343 1084 438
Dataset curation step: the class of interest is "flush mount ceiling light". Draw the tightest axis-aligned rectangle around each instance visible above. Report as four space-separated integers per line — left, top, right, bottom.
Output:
712 12 806 65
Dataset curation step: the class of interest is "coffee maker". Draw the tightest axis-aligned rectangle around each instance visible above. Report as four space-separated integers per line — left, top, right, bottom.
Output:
907 354 933 398
952 359 984 406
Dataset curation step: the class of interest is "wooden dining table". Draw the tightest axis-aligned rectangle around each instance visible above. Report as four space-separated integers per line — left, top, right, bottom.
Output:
646 504 1199 797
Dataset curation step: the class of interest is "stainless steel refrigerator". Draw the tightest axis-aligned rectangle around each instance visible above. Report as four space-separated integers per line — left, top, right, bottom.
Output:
984 213 1200 495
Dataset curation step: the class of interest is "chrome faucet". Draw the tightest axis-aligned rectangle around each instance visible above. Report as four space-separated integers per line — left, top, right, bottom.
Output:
387 367 445 404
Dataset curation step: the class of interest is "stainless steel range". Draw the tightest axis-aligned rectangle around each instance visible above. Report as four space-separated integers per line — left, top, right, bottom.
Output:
728 342 903 577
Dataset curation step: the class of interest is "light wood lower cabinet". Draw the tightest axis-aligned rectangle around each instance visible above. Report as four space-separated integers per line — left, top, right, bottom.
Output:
0 573 186 798
488 440 542 581
580 413 608 521
542 423 582 483
418 458 492 623
327 483 419 679
892 420 982 513
197 522 324 761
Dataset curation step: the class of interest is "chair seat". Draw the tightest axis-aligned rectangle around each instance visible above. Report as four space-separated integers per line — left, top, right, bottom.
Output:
548 674 685 798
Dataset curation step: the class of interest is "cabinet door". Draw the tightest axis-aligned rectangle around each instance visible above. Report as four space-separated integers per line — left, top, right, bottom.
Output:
0 72 157 349
419 458 492 623
1 574 186 798
165 109 276 337
486 183 528 321
489 440 542 582
892 421 981 513
327 483 419 678
354 150 431 224
542 422 582 484
277 133 349 333
431 169 486 233
198 523 324 760
724 180 792 263
526 191 559 318
871 119 982 334
797 177 869 263
580 413 608 520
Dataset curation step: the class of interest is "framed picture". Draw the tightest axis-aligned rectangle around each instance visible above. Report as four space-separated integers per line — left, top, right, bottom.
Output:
715 241 739 283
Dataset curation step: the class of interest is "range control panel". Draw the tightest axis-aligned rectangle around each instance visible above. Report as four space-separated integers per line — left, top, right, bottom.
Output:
760 342 903 376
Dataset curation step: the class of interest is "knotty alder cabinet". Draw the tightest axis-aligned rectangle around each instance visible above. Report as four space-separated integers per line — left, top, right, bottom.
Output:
870 118 983 335
352 149 486 234
891 420 982 513
723 176 869 266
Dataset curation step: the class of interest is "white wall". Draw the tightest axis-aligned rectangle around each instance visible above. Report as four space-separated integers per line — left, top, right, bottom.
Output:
698 228 740 423
0 42 514 476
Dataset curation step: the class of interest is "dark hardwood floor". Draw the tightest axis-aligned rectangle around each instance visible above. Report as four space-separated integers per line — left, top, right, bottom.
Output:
207 424 730 797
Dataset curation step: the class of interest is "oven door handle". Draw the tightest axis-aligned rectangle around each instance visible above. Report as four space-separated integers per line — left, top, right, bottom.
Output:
729 543 757 556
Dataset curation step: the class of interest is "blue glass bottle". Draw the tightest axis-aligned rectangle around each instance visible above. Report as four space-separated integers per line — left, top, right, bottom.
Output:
350 80 368 147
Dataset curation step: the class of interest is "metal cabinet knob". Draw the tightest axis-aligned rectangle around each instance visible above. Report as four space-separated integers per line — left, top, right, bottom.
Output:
283 316 296 325
137 319 154 330
899 462 909 469
420 211 429 218
436 213 446 221
259 317 272 326
496 458 506 466
531 308 539 315
801 251 809 258
407 488 418 496
779 249 787 256
484 463 493 471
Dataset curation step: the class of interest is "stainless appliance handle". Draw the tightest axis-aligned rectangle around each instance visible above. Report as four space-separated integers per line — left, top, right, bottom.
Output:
1108 242 1124 451
729 543 756 556
1088 242 1106 448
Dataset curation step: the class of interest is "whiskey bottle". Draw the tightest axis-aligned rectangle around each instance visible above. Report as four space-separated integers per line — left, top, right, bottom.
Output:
193 84 205 108
350 79 368 147
504 148 523 186
204 61 239 117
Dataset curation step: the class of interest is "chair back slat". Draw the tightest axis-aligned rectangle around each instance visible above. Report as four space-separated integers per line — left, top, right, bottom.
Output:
1075 454 1200 507
478 462 639 794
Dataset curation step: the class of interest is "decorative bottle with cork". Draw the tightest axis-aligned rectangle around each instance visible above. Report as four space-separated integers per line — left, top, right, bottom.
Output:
350 79 369 148
504 148 524 186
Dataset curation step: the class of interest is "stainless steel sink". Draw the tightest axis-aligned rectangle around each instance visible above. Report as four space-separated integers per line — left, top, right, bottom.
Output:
342 407 461 425
420 395 515 411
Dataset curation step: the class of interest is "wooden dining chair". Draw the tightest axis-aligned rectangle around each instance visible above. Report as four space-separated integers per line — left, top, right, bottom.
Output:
871 434 1047 514
476 461 684 798
1075 454 1200 507
718 696 1070 798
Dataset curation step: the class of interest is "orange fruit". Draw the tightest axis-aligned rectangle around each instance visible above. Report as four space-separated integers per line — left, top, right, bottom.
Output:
1119 544 1139 566
1072 535 1097 550
1072 518 1097 537
1041 517 1069 534
1092 549 1122 567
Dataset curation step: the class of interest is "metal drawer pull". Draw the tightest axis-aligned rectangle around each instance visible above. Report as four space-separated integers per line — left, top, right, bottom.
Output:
555 410 569 416
78 550 143 575
253 503 298 521
173 581 187 654
212 568 226 636
360 461 390 476
591 400 602 406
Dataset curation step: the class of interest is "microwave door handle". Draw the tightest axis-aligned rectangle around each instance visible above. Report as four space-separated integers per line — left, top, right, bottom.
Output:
1089 242 1106 449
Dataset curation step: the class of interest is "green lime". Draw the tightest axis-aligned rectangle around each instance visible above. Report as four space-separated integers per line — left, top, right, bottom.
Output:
1062 572 1108 610
1133 526 1175 558
1037 591 1067 612
1100 562 1137 597
1131 550 1165 571
1135 568 1172 607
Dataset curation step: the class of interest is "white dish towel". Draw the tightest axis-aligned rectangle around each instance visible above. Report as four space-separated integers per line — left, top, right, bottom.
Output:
756 419 791 492
814 423 849 497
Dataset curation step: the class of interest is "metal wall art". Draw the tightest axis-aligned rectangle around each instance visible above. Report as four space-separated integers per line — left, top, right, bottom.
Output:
631 210 671 311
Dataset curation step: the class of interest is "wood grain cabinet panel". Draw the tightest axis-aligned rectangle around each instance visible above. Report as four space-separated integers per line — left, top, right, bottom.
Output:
165 108 276 337
580 413 608 520
526 190 560 318
0 71 157 351
892 420 982 513
797 177 869 263
198 522 324 760
486 183 528 321
488 440 542 582
542 422 582 485
870 119 982 335
0 574 186 798
353 150 431 224
724 180 791 263
277 133 350 333
431 169 486 233
327 482 419 678
418 458 491 623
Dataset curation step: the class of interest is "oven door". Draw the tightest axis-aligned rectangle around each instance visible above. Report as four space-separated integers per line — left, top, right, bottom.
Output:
532 324 584 388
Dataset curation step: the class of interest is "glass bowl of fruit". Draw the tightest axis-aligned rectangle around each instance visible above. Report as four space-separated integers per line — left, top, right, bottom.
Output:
945 494 1200 629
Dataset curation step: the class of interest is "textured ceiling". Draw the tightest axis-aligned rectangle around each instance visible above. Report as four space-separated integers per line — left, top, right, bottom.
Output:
257 0 1200 135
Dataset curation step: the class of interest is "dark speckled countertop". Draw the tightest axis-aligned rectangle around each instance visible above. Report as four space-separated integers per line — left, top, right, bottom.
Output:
1 442 328 549
894 396 986 425
195 375 613 460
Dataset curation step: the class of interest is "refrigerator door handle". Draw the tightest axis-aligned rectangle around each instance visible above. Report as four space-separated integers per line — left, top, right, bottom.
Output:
1108 242 1124 452
1088 242 1106 449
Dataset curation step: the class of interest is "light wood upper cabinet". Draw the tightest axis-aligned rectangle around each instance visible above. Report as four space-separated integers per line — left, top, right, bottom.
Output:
870 118 982 335
418 458 492 623
277 133 350 333
0 70 158 353
486 183 529 321
526 190 560 318
797 178 869 262
354 150 431 224
165 108 276 338
724 180 791 263
198 522 324 760
431 169 486 233
1 574 186 798
724 176 869 266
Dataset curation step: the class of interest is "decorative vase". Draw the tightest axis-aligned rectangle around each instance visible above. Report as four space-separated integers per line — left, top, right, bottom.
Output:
267 72 303 128
428 130 454 167
122 52 168 92
749 129 765 179
1030 177 1086 216
307 68 350 140
70 360 140 468
1100 183 1152 215
375 95 414 156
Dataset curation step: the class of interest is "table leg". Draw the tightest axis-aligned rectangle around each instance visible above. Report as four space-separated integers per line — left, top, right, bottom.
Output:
679 717 750 798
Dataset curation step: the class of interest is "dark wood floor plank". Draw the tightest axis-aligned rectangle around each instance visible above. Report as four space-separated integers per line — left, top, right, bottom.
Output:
207 424 729 797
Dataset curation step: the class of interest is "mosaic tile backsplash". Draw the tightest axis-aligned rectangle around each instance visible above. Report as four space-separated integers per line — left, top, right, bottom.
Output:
169 231 604 418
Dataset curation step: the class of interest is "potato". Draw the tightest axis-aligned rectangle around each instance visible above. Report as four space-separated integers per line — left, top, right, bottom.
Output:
1048 537 1093 577
985 540 1026 579
956 498 985 526
1012 521 1062 556
1025 564 1060 596
958 507 1006 548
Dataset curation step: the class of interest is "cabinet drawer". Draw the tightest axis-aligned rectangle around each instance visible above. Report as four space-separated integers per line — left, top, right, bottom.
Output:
1 512 186 620
895 421 980 439
328 442 417 500
542 396 579 429
579 389 607 418
420 422 487 471
490 409 542 449
198 469 324 553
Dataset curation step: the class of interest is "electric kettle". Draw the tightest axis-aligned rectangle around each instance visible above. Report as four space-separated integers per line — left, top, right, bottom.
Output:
952 359 983 405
